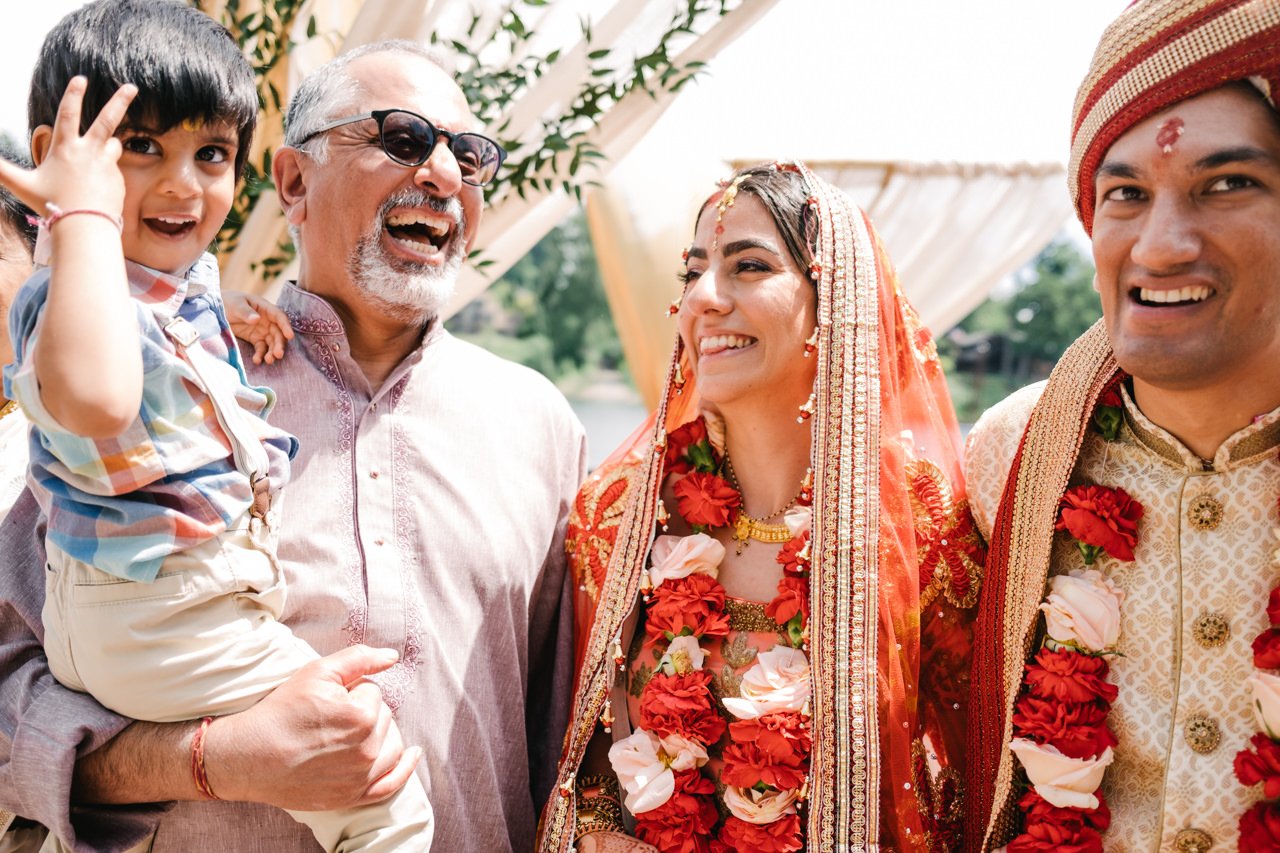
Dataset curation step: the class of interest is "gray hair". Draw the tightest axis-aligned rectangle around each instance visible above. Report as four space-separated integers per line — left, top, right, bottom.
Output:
283 39 449 164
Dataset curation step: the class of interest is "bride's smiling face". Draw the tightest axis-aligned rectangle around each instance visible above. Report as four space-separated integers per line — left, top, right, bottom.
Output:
678 193 818 409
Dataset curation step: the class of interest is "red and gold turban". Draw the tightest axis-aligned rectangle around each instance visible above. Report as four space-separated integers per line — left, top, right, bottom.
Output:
1069 0 1280 234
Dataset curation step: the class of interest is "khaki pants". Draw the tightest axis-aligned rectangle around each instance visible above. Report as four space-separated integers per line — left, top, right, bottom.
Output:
41 517 433 851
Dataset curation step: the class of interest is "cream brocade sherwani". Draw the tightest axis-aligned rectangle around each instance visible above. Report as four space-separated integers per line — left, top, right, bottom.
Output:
967 381 1280 852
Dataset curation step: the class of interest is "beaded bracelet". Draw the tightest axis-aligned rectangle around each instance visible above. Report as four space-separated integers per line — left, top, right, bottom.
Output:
26 202 123 233
190 716 221 800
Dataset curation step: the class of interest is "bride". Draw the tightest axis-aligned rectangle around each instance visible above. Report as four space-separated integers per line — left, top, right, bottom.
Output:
539 162 981 852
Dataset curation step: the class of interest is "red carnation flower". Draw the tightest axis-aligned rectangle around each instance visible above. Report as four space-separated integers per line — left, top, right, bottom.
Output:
665 418 716 476
720 739 808 791
1023 648 1118 704
776 532 810 576
719 813 803 853
1013 695 1117 760
1007 821 1103 853
640 670 727 744
634 769 719 853
765 575 809 628
728 713 812 765
1236 733 1280 799
1055 484 1142 563
1255 629 1280 670
673 471 741 530
645 574 731 645
1239 800 1280 851
1269 586 1280 628
1018 789 1111 833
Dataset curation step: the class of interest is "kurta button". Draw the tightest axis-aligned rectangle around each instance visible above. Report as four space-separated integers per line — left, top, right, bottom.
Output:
369 470 379 479
1183 713 1221 754
1191 612 1230 648
374 538 385 546
1174 828 1213 852
1187 495 1223 531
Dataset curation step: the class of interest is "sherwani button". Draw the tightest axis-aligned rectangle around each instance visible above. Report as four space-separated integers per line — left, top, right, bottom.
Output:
1187 494 1223 531
1174 828 1213 852
1191 612 1230 648
1182 713 1221 754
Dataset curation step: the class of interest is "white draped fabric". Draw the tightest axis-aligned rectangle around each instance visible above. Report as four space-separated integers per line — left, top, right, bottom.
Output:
587 159 1073 408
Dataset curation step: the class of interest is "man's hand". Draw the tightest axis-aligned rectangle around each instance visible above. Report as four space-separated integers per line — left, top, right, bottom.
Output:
205 645 421 810
224 290 294 365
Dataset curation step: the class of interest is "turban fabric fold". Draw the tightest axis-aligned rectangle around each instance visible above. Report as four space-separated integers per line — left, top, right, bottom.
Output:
1069 0 1280 233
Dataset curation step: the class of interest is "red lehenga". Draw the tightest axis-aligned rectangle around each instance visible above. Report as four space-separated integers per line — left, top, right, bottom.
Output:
540 163 982 852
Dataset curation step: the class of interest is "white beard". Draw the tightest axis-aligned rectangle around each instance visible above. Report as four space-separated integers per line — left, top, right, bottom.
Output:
346 189 466 323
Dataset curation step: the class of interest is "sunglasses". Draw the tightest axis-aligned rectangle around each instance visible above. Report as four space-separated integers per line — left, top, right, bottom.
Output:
298 108 507 187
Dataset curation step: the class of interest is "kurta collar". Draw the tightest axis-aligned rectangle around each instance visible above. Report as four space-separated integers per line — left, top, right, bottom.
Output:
1121 383 1280 471
277 282 445 392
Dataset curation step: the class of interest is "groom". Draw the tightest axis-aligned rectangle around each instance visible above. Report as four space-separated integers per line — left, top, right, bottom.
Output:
963 0 1280 849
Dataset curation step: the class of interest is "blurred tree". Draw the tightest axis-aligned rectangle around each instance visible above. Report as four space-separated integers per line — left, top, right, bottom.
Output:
940 238 1101 422
448 210 623 383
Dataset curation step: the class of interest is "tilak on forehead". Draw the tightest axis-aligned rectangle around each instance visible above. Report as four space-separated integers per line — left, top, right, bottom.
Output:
1156 117 1185 154
1068 0 1280 234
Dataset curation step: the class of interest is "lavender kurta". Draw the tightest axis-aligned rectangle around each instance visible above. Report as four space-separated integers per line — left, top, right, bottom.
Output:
0 283 586 852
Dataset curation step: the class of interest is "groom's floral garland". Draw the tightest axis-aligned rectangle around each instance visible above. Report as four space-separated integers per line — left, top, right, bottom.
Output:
607 415 813 853
1007 387 1143 853
1234 508 1280 847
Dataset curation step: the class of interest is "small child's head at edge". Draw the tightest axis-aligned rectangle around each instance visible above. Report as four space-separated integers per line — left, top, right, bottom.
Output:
29 0 257 274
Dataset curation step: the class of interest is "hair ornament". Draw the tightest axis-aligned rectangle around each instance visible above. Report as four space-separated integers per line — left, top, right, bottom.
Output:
711 173 749 252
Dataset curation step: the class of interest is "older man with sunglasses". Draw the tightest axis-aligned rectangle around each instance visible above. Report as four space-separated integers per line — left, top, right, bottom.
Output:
0 40 586 853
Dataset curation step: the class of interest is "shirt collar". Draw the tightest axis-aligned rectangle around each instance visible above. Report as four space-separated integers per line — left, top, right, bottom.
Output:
1121 383 1280 471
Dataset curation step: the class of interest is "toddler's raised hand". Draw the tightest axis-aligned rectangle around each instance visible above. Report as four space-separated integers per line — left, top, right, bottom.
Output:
0 76 137 219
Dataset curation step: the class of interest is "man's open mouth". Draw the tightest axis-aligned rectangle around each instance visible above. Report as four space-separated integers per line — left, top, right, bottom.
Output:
386 212 450 253
1132 285 1212 307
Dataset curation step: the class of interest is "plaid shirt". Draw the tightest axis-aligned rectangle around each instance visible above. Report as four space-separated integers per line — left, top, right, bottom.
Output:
3 254 297 582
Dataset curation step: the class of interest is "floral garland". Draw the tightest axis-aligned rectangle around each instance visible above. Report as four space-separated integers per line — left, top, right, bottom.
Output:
1007 390 1144 852
606 415 813 853
1234 514 1280 848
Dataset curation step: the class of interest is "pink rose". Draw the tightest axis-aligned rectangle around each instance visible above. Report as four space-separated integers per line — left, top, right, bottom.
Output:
723 784 801 825
607 729 709 814
1249 671 1280 738
608 730 673 813
1039 570 1125 653
648 533 724 587
722 646 811 719
1009 738 1113 810
782 505 811 537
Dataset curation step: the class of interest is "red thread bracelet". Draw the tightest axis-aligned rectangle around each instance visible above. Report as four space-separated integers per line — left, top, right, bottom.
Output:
26 202 123 233
190 716 220 800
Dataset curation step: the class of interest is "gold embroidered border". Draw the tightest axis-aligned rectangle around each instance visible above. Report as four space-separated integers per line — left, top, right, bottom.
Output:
982 320 1118 849
802 163 880 850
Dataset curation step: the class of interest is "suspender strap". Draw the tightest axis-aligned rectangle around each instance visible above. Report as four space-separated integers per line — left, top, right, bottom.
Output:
162 316 272 519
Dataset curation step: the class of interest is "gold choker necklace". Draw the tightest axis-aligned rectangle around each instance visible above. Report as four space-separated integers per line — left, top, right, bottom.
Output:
724 456 810 554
